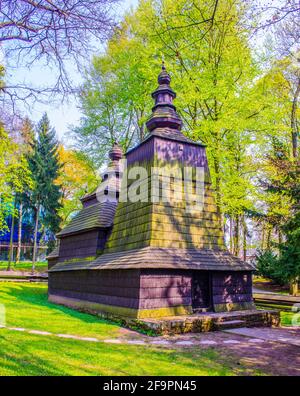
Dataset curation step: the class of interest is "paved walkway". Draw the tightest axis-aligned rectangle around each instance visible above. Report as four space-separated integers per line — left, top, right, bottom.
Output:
1 323 300 375
224 326 300 347
0 323 299 348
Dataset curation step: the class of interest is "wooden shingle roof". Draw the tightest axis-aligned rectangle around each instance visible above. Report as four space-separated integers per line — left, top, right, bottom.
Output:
56 201 117 237
49 247 255 272
46 245 60 259
146 128 204 146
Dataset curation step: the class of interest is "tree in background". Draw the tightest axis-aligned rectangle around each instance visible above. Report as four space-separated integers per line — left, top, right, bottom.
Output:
256 137 299 295
0 122 33 269
73 0 267 250
56 146 99 227
266 140 299 295
0 123 33 227
27 113 61 270
73 66 140 167
15 118 35 264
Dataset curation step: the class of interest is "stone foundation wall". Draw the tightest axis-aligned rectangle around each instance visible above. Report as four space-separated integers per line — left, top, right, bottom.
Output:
139 309 281 335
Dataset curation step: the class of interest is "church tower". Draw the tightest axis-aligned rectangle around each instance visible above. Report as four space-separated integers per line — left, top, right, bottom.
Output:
49 65 255 318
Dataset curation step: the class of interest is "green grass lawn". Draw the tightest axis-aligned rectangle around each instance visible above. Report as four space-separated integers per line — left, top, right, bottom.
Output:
0 261 47 273
0 282 259 376
0 282 120 338
280 311 297 326
0 329 242 376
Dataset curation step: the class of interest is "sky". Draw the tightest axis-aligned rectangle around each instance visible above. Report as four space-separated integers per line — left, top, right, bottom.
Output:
6 0 138 145
4 0 279 145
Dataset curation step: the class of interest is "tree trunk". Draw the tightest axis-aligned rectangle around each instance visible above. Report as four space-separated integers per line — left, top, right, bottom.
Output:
289 278 299 296
7 200 16 271
229 216 233 253
233 215 240 256
214 159 221 214
16 201 23 264
266 226 272 250
242 216 247 262
278 228 282 246
32 203 40 272
261 223 265 250
291 77 300 159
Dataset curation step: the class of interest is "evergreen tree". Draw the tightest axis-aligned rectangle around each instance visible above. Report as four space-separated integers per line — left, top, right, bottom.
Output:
258 138 300 295
27 113 61 270
16 117 35 264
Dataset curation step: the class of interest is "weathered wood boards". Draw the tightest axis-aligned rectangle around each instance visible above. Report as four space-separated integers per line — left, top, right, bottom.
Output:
49 268 255 318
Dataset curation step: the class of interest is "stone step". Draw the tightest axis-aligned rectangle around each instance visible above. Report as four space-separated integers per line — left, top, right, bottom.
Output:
214 320 245 330
193 307 211 313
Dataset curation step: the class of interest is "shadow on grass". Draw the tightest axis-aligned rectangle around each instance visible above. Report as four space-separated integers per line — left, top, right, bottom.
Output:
0 333 70 376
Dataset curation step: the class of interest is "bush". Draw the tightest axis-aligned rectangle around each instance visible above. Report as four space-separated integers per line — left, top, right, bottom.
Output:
255 250 285 285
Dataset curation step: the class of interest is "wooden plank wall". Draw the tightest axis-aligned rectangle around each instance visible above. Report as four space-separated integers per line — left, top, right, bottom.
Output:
59 230 101 260
155 137 208 170
211 271 253 304
49 269 141 309
139 269 192 309
127 138 155 165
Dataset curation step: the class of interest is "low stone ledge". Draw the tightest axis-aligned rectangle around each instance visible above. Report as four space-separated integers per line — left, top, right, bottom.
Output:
136 310 280 335
49 294 280 336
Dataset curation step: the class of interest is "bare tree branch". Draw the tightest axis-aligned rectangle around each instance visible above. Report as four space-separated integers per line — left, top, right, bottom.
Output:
248 0 300 32
0 0 119 105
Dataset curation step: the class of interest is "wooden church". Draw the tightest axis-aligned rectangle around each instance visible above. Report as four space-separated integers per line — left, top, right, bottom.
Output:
48 65 256 319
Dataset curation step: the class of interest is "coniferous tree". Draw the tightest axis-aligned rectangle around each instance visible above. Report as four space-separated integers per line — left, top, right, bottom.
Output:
16 117 35 264
27 113 61 270
258 139 300 294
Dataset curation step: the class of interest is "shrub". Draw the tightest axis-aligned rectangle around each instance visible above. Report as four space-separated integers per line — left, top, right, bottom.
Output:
255 249 285 285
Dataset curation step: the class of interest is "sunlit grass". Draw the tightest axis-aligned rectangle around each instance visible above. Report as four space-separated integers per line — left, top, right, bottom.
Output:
0 282 120 338
0 282 256 376
0 261 47 273
0 328 245 376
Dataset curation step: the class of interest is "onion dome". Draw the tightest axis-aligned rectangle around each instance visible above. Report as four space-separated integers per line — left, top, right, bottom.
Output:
101 142 123 197
80 142 123 207
146 63 183 133
109 142 123 162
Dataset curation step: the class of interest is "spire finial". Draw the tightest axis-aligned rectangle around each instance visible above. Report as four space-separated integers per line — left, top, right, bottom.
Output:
158 61 171 85
162 58 165 71
146 65 183 133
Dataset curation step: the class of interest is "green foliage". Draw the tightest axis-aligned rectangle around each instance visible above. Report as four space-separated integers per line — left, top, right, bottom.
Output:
27 113 62 234
0 260 47 273
255 250 283 284
277 212 300 284
257 136 300 288
0 123 33 233
256 214 300 286
56 146 99 227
